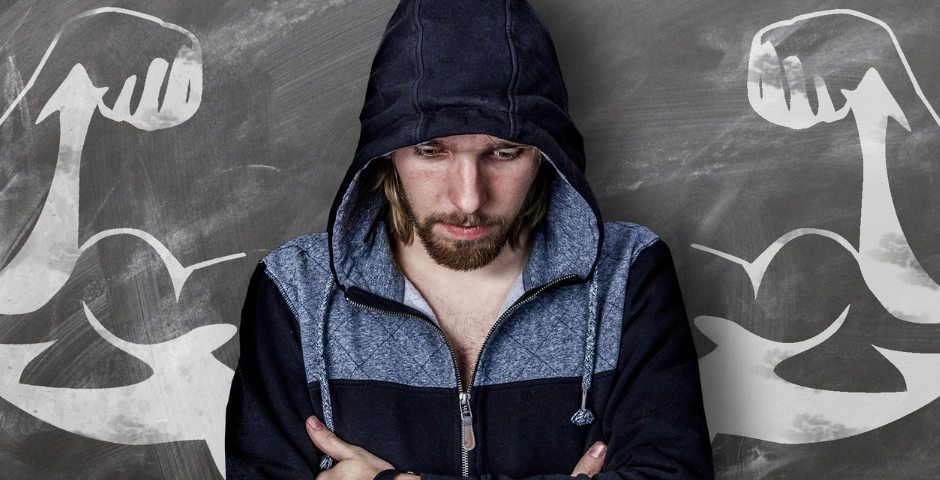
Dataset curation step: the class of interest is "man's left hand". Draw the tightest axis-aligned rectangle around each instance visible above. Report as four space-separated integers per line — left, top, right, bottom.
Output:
306 416 417 480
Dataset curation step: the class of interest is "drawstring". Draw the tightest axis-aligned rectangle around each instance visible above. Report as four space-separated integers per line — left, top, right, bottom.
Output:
571 275 599 426
315 275 337 470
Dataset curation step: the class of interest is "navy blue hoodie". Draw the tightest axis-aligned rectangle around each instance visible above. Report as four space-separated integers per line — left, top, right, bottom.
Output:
226 0 714 478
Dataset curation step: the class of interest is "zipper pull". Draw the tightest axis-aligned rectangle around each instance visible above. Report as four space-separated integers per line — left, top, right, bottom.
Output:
459 392 476 451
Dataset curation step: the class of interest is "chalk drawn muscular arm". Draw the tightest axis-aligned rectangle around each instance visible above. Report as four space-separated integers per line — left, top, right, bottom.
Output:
0 9 243 478
693 9 940 445
696 9 940 324
0 8 240 315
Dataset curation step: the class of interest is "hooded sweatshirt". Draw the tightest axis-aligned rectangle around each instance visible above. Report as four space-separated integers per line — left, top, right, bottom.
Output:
225 0 714 478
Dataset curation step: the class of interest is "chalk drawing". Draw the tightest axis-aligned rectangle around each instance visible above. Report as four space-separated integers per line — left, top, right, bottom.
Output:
693 10 940 443
0 8 220 314
697 307 940 443
0 304 236 475
0 8 241 477
81 228 244 302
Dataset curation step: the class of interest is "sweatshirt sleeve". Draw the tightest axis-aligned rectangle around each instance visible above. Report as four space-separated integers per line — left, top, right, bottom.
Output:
422 240 714 480
595 239 714 479
225 263 322 479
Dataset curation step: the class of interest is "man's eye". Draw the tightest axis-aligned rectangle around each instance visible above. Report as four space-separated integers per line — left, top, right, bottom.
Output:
494 149 523 160
416 147 443 157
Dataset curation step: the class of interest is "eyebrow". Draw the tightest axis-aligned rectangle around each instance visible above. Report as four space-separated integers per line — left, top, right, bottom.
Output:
489 140 528 150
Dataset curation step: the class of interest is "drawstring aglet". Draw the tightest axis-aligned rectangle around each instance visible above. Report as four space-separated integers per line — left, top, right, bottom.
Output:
570 389 595 426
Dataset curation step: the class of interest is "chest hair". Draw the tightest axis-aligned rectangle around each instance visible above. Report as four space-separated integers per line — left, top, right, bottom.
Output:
431 298 504 390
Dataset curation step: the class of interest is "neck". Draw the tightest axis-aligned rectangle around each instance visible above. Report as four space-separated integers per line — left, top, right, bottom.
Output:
392 231 533 290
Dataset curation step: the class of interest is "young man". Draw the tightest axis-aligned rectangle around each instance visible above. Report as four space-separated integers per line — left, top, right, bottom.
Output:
225 1 713 479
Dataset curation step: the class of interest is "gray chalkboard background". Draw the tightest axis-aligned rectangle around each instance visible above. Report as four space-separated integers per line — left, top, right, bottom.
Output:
2 0 940 478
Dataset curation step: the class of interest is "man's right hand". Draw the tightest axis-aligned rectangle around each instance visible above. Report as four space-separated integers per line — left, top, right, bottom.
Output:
570 441 607 477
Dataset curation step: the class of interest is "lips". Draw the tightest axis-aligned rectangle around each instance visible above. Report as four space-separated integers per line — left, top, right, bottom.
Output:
439 223 493 241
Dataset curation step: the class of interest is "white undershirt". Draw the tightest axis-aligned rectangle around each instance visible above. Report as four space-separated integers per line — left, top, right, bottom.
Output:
402 273 526 327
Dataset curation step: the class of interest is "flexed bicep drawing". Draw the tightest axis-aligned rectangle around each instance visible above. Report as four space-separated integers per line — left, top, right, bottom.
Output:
693 9 940 444
0 8 243 478
0 8 240 315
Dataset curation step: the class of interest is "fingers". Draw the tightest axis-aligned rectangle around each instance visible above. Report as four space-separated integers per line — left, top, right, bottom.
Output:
570 441 607 478
137 57 170 116
163 45 203 115
306 416 356 462
99 75 137 122
98 47 202 131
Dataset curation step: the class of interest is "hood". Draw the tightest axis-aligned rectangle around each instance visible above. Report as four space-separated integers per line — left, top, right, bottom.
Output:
327 0 604 299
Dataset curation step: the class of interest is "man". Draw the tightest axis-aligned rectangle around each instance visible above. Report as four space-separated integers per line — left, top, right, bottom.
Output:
225 0 713 479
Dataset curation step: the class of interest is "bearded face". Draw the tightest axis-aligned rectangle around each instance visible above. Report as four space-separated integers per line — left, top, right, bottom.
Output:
388 134 544 271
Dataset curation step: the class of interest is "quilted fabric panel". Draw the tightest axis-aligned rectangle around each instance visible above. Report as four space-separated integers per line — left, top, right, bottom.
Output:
474 223 658 386
264 233 457 389
322 299 457 388
263 223 657 390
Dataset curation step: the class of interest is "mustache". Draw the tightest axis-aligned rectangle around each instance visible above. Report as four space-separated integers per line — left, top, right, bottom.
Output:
423 212 510 229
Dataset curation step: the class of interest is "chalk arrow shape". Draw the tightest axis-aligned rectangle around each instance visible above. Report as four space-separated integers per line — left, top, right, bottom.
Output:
0 64 105 314
35 64 107 124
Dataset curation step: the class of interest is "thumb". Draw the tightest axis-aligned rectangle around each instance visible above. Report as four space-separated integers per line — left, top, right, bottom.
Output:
305 416 354 461
570 441 606 477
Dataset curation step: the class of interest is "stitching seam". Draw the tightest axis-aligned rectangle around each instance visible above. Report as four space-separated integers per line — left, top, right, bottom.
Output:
411 0 425 140
504 0 519 137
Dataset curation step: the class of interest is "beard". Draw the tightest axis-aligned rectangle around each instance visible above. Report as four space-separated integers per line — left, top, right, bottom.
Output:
399 196 525 272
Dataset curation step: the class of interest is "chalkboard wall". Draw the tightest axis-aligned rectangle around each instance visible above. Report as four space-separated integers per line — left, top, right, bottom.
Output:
2 1 939 478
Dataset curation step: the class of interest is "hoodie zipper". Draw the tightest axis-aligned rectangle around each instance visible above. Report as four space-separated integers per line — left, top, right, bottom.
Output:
344 273 576 477
466 274 577 391
343 296 471 475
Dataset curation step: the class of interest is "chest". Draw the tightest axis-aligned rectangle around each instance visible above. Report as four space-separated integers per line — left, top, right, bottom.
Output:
432 297 504 387
320 273 623 388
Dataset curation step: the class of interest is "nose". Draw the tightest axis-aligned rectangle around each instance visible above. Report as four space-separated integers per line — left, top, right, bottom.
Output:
448 155 487 214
